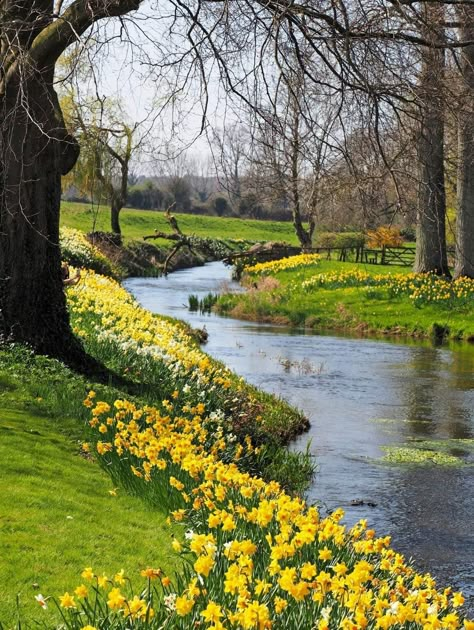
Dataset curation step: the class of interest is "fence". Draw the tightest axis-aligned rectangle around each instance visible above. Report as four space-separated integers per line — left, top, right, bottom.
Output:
225 245 455 268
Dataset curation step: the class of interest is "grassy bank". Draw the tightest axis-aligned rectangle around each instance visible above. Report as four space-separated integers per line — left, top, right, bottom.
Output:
0 256 311 625
216 257 474 341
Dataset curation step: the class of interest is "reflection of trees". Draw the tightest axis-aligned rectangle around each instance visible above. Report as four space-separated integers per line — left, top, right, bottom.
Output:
448 347 474 393
445 347 474 440
402 346 473 440
402 347 442 438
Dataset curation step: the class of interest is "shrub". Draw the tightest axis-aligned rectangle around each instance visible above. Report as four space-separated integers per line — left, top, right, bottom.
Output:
400 226 416 242
214 196 229 217
366 226 403 248
314 232 366 249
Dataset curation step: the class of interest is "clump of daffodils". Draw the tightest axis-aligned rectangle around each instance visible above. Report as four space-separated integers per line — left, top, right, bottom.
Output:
60 227 118 277
245 254 321 277
48 396 473 629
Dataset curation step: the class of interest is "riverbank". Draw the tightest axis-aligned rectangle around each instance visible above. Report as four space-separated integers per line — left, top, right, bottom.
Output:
126 263 474 616
216 256 474 342
0 268 310 623
60 201 299 278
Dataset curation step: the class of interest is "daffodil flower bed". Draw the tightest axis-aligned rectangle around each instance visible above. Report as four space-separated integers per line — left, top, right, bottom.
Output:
60 227 118 277
221 258 474 338
48 395 473 629
67 269 237 419
300 271 474 309
245 254 321 277
66 268 309 472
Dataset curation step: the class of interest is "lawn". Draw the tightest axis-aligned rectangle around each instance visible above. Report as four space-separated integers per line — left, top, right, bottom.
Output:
0 397 176 625
60 201 299 245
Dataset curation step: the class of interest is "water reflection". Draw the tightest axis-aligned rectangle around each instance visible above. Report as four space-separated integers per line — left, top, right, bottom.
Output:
124 262 474 612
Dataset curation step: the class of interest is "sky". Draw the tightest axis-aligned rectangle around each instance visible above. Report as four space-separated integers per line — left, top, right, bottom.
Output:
68 4 245 175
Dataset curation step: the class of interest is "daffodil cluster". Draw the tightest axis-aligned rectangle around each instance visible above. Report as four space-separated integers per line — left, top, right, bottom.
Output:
60 227 116 276
301 271 474 309
54 396 473 629
245 254 321 277
67 269 233 401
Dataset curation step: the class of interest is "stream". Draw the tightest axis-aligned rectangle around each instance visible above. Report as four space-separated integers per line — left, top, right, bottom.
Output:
124 262 474 613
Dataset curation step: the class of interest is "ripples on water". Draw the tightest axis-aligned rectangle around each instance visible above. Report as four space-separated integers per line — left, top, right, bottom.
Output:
124 262 474 613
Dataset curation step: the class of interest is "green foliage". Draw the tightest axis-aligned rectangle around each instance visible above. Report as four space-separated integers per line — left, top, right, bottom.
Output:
188 293 218 313
213 196 228 216
380 446 466 466
400 226 416 242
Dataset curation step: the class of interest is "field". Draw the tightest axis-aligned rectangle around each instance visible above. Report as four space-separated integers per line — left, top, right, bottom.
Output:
216 257 474 341
60 202 299 245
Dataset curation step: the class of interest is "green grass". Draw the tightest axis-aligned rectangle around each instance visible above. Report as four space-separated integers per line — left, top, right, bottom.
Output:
0 347 181 625
60 201 299 245
0 402 177 625
217 260 474 340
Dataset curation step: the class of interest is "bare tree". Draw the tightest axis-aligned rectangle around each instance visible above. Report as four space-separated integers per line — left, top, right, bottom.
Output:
247 60 340 248
187 155 216 203
72 104 142 236
211 124 248 213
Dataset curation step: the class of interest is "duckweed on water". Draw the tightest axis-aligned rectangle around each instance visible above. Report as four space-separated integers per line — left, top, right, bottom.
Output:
380 446 465 466
409 438 474 452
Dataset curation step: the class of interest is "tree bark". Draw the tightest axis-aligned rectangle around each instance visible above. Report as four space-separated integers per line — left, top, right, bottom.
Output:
455 6 474 279
0 68 88 364
414 9 450 276
290 96 313 250
111 196 123 236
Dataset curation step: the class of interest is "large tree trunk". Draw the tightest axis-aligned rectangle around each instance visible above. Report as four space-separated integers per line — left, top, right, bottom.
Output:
0 0 141 366
455 7 474 279
414 11 450 276
0 66 88 365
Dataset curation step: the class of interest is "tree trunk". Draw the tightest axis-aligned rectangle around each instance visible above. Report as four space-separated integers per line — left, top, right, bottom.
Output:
455 7 474 279
290 101 312 251
0 68 89 367
111 198 122 236
414 11 450 276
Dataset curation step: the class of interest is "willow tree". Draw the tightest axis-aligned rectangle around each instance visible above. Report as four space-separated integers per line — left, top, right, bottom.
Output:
0 0 141 364
67 100 138 237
